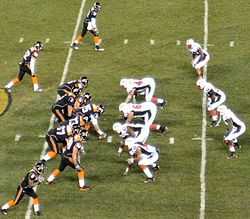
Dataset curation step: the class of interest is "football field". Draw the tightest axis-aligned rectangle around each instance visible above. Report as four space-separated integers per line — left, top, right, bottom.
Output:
0 0 250 218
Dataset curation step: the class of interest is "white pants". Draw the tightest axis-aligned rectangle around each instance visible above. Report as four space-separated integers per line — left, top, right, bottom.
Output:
138 152 159 166
135 126 150 143
144 78 156 102
224 124 246 141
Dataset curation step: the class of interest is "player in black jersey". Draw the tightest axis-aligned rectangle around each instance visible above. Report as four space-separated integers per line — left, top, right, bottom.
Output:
71 2 104 51
52 94 85 123
5 41 44 92
42 124 75 161
57 76 88 97
47 129 90 191
0 160 46 216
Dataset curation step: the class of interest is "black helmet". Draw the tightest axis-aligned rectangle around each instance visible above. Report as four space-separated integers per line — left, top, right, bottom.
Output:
34 160 46 174
80 76 88 88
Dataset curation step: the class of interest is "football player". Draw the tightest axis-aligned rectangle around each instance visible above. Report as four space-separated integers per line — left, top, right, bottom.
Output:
46 128 91 191
119 102 167 133
52 94 84 123
126 141 159 183
217 105 246 159
76 101 107 139
120 77 166 107
196 79 226 127
0 160 46 216
57 76 88 97
71 2 104 51
42 123 75 161
112 121 150 156
186 38 210 78
5 41 44 92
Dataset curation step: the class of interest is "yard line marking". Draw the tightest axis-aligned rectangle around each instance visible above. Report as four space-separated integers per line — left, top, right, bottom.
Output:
124 39 128 44
229 41 235 47
200 0 208 218
192 137 213 141
25 1 87 218
150 39 155 45
19 37 24 43
176 40 181 46
14 134 22 142
45 38 50 44
64 41 71 44
169 137 175 144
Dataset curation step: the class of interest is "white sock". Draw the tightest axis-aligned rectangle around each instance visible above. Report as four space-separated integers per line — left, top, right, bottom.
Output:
47 174 55 182
1 203 10 210
157 98 164 104
33 204 40 212
79 178 85 187
43 154 51 161
143 167 153 178
5 81 14 89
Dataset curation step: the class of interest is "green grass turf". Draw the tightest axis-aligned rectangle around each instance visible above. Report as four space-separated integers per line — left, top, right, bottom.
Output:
0 0 249 218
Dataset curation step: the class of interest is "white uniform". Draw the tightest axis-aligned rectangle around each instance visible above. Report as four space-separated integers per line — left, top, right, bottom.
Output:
129 142 159 166
122 78 156 102
121 102 157 126
222 109 246 141
205 83 226 111
117 122 150 143
187 41 210 70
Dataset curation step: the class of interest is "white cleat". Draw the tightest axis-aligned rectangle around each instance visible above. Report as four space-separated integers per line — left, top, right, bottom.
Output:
71 43 79 50
34 88 43 93
95 47 104 52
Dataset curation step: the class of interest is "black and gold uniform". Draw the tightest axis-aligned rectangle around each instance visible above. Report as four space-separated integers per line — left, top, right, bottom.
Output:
57 76 88 97
42 124 74 161
52 95 76 123
71 2 104 51
1 160 45 216
47 130 90 191
5 41 43 92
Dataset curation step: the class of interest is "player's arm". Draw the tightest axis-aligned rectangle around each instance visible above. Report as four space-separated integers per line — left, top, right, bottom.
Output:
125 89 135 103
126 112 134 123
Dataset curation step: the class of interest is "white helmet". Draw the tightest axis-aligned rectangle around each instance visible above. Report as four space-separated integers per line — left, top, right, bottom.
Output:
125 137 137 150
196 79 207 90
119 102 127 112
120 79 128 87
217 105 228 115
186 38 194 46
112 122 123 133
204 82 214 93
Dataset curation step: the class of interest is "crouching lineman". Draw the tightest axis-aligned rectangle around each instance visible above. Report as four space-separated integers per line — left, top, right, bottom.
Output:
120 77 166 107
186 38 210 78
119 102 167 133
126 140 159 183
1 160 46 216
217 105 246 159
47 128 91 191
196 79 226 127
5 41 44 92
112 121 150 156
71 2 104 51
57 76 88 97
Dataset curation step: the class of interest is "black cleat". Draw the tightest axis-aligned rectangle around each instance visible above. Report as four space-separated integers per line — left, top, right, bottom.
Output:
227 152 238 160
159 125 168 133
144 177 155 184
34 211 41 216
1 209 8 215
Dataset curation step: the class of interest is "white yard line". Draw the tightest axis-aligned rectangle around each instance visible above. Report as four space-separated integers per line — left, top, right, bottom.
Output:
124 39 128 44
200 0 208 218
19 37 24 43
150 39 155 45
24 1 86 218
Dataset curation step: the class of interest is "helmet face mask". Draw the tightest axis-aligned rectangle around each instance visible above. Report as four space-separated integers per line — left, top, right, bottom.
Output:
80 76 88 88
34 41 44 51
34 160 46 174
112 122 122 133
94 2 101 12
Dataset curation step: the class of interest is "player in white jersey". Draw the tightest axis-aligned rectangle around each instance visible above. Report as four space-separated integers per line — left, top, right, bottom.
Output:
71 2 104 51
217 105 246 159
120 77 166 107
126 141 159 183
196 79 226 127
5 41 43 92
119 102 167 133
186 38 210 78
112 121 150 156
